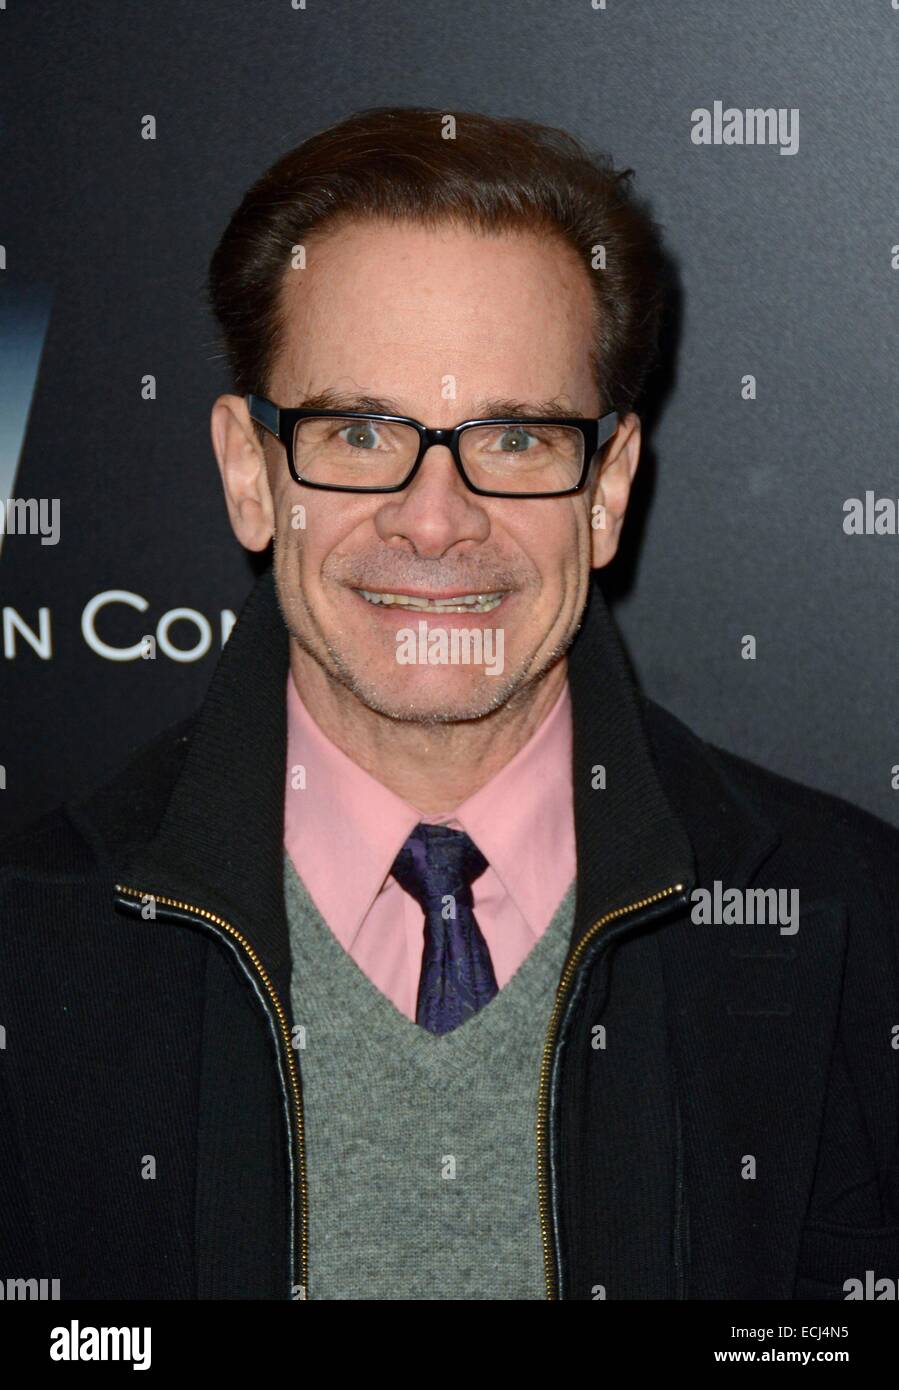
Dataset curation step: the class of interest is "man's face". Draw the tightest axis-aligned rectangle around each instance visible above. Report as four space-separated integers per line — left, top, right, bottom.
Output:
215 218 639 723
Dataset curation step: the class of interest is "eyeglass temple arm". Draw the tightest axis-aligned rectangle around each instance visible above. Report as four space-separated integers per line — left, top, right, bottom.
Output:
597 411 619 448
246 394 279 438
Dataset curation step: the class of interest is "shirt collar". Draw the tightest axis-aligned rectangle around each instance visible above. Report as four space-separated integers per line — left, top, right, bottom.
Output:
284 671 573 949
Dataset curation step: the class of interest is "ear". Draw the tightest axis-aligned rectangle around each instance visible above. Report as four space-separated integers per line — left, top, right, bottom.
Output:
209 394 276 551
589 413 642 569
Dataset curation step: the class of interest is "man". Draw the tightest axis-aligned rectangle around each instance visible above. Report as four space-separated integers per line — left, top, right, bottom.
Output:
2 106 898 1302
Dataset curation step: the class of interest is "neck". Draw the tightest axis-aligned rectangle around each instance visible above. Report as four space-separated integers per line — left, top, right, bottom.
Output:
289 649 567 816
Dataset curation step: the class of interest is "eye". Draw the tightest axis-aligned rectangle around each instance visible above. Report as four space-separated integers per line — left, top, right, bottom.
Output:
339 421 382 450
494 426 538 453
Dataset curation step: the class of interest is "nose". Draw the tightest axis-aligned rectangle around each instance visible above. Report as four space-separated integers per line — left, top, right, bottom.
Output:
373 442 490 555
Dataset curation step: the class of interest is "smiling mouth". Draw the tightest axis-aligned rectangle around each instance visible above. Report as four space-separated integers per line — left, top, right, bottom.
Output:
356 589 506 614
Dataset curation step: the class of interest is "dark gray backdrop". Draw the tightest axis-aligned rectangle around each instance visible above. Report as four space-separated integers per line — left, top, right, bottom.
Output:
1 0 897 837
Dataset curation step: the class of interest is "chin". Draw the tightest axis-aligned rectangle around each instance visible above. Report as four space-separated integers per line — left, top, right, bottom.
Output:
344 668 519 724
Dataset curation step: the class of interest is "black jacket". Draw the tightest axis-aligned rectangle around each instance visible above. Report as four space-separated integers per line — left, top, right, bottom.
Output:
2 564 898 1300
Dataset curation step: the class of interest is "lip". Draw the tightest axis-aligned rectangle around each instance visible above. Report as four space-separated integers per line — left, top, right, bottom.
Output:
349 586 513 622
353 586 507 601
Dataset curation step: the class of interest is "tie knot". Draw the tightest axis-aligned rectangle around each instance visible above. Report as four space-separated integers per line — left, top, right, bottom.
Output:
390 822 488 913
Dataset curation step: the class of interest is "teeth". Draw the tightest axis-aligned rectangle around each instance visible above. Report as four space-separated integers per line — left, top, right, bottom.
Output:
358 589 504 613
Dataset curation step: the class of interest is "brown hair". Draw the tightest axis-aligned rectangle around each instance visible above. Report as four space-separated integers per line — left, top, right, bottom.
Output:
207 106 668 425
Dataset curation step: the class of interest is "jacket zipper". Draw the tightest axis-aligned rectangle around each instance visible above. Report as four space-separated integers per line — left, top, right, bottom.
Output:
536 882 686 1300
114 884 308 1299
116 878 685 1302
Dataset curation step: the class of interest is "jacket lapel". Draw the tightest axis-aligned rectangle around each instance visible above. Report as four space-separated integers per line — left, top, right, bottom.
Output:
113 565 293 995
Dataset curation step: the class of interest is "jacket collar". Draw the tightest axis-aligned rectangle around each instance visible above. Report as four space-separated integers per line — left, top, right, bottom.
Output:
104 562 779 981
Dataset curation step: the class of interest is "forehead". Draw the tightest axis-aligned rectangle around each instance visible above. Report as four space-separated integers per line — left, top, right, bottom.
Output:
271 218 597 408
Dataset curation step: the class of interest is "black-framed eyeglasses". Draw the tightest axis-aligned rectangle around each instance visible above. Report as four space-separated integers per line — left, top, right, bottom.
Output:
247 394 619 499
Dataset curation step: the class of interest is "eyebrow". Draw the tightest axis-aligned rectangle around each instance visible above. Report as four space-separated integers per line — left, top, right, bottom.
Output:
295 388 582 419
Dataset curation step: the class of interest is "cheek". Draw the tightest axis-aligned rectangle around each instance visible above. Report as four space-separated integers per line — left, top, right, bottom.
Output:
510 510 586 578
285 512 367 590
279 501 310 540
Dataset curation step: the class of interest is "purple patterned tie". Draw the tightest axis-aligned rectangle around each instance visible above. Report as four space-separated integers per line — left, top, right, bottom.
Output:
390 823 498 1034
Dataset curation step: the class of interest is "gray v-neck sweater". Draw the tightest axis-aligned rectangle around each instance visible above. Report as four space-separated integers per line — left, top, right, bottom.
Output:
284 850 577 1300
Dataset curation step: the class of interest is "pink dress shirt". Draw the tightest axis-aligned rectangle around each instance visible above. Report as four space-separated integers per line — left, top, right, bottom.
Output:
283 671 576 1021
